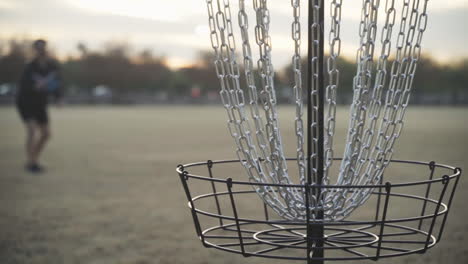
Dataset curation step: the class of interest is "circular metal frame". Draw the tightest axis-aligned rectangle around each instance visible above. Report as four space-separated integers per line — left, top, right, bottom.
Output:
176 158 461 262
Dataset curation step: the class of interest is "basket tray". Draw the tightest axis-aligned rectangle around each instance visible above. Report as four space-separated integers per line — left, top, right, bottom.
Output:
176 158 461 262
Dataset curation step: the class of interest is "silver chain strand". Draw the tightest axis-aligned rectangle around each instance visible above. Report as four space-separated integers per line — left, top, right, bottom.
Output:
323 0 342 182
204 0 430 222
291 0 307 188
309 0 324 219
310 0 321 188
321 0 342 212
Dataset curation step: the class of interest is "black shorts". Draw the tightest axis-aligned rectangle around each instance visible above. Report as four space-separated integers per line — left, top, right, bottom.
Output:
16 101 49 125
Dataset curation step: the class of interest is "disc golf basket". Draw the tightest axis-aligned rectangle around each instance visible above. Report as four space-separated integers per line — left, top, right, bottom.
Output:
176 0 462 263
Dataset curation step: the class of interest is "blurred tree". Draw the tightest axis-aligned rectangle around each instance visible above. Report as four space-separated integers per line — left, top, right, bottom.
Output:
77 42 88 57
0 39 32 84
0 37 466 104
133 49 172 93
62 41 173 102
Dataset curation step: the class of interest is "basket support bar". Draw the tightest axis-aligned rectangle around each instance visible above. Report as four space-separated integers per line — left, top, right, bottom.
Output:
307 0 325 263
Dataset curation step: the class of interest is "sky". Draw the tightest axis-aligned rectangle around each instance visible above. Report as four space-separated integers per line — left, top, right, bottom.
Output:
0 0 467 68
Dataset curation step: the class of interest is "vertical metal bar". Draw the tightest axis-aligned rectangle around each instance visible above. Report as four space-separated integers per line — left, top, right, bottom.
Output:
374 176 384 224
177 167 206 246
375 182 392 260
226 178 247 256
316 0 325 188
307 0 325 263
207 160 224 228
437 168 462 241
305 183 313 263
307 0 313 186
306 0 314 261
418 161 436 229
424 175 450 252
263 202 270 221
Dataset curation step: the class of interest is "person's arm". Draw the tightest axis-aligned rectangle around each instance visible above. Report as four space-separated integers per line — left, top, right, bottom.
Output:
19 64 34 93
33 73 48 90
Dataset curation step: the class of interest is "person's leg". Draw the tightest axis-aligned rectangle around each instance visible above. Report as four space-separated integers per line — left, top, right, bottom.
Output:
30 105 50 167
17 101 40 167
31 123 51 164
24 105 50 172
24 120 37 165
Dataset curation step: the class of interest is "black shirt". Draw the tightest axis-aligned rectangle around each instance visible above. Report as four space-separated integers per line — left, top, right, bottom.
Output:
17 58 62 106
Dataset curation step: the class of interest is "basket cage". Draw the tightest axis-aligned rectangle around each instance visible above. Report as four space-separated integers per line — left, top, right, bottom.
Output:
176 158 461 262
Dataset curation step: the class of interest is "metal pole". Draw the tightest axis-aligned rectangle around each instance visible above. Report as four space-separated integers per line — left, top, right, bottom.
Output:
307 0 325 263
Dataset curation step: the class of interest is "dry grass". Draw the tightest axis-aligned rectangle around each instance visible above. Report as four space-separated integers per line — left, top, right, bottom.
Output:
0 105 467 264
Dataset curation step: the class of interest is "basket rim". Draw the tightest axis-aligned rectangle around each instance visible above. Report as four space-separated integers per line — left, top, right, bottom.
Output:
176 158 461 189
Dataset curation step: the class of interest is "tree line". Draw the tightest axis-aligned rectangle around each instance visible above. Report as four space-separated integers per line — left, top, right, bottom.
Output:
0 38 466 104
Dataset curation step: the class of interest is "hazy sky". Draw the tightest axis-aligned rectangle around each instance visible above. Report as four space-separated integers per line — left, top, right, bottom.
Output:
1 0 467 68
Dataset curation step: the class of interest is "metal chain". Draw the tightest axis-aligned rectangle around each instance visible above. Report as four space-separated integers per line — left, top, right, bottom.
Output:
335 0 396 207
365 0 415 183
340 0 398 214
238 0 275 184
324 0 342 185
253 0 308 219
341 0 430 215
204 0 430 222
206 0 289 217
354 0 396 183
329 0 380 219
310 0 321 189
253 0 289 186
291 0 307 188
368 0 427 183
339 0 379 186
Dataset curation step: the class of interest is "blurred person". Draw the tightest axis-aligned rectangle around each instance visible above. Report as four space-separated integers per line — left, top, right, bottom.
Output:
16 39 62 173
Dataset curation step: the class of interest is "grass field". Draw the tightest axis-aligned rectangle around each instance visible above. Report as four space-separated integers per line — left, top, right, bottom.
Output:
0 105 467 264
